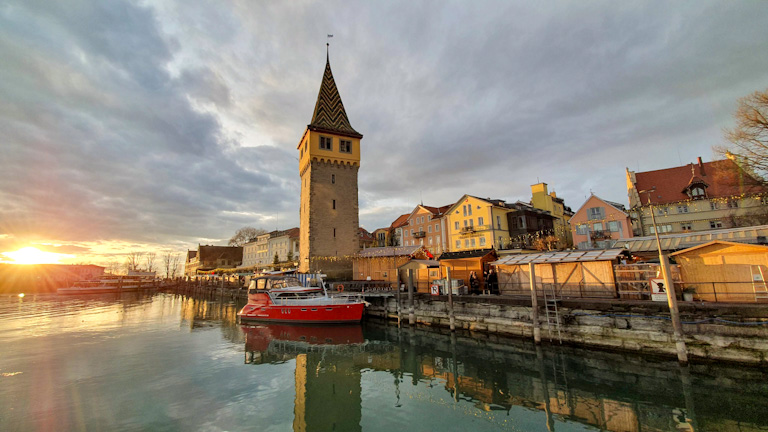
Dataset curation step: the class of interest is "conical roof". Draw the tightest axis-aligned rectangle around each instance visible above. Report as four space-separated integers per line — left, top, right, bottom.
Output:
308 57 362 138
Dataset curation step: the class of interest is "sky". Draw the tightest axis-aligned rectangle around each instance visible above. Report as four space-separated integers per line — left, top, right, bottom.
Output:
2 0 768 266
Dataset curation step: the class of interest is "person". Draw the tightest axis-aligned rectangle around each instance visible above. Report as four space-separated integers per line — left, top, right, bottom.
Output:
487 269 499 295
469 271 479 295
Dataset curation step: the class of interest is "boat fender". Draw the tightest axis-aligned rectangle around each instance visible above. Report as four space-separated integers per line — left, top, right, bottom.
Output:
337 284 344 292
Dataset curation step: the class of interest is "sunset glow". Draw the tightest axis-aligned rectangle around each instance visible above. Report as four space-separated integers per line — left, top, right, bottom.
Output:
1 247 75 265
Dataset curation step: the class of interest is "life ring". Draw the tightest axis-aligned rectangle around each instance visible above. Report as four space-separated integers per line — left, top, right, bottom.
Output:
337 284 344 292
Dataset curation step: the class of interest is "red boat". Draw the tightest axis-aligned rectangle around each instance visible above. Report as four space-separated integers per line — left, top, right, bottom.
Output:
237 275 366 324
242 323 365 352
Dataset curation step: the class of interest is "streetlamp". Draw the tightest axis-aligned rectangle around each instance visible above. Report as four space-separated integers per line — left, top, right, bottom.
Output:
638 188 688 365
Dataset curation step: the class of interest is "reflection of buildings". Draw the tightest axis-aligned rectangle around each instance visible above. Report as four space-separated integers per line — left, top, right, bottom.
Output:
237 321 767 432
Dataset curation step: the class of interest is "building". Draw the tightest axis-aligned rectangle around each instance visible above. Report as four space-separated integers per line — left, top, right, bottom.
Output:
627 157 768 236
358 227 375 249
506 201 557 250
570 194 633 250
444 195 513 252
268 228 300 266
389 214 410 247
531 182 574 248
255 232 271 267
298 50 362 277
400 204 452 254
241 239 259 268
371 227 390 247
185 245 243 276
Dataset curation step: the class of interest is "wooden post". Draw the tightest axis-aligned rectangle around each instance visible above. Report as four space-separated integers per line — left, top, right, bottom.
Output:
395 268 402 326
446 266 456 331
529 262 541 344
408 269 415 325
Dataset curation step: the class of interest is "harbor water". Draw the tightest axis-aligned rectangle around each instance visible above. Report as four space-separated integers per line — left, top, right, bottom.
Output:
2 291 768 431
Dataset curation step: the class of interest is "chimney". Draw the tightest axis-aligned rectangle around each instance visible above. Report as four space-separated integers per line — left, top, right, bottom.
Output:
697 156 705 176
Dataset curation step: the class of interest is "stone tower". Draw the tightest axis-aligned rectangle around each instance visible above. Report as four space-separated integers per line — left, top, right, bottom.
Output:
298 51 362 275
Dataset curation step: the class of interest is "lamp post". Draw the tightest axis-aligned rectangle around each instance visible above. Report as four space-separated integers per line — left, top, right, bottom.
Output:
639 188 688 365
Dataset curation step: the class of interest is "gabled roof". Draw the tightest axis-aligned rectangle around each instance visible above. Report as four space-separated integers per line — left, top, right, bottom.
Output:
669 240 768 256
358 227 374 240
633 158 765 206
493 249 625 265
407 203 454 221
572 194 629 218
390 213 410 229
307 56 362 139
444 194 510 217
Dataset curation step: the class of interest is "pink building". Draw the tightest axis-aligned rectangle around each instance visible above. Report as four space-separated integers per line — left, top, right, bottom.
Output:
570 195 633 249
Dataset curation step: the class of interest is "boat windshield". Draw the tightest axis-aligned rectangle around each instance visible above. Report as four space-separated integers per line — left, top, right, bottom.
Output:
269 277 302 290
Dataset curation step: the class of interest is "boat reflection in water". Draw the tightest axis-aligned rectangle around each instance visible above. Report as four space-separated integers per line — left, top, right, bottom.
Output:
239 319 768 432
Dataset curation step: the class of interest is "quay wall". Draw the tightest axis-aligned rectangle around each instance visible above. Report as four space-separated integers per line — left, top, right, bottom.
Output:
366 295 768 365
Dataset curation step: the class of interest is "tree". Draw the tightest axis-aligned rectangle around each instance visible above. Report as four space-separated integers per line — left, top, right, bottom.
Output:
287 250 294 263
162 252 180 279
125 251 143 272
717 88 768 185
145 252 156 273
229 226 267 246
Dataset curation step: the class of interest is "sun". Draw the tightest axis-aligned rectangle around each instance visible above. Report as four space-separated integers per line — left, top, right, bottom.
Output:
1 247 75 265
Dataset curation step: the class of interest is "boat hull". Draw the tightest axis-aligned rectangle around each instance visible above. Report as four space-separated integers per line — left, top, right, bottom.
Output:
238 302 365 324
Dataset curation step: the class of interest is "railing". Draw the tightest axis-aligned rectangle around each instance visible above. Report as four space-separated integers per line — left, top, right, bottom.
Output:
413 231 426 238
460 226 475 234
589 230 612 240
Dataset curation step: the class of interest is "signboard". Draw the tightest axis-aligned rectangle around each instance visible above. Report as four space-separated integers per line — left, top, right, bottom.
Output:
650 278 668 302
430 284 440 295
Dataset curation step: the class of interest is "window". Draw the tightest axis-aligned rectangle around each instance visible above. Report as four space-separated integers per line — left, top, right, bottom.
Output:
435 223 439 232
428 225 432 233
681 222 692 231
339 140 352 153
677 205 688 213
456 240 460 249
593 222 603 231
463 205 467 216
454 221 459 230
429 237 433 245
331 174 335 184
587 207 605 220
320 136 332 150
691 186 706 198
333 228 336 237
649 224 673 234
411 229 414 235
480 237 486 246
478 217 484 226
576 224 588 235
608 221 620 232
464 239 470 248
710 220 723 229
656 206 667 215
332 199 336 210
497 215 501 229
470 238 476 247
727 200 739 209
710 201 719 210
468 205 472 216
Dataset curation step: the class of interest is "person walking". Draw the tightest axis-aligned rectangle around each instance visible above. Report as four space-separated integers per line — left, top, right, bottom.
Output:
469 271 479 295
487 268 499 295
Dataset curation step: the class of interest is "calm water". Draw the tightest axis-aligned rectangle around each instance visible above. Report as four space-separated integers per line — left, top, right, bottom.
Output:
2 291 768 431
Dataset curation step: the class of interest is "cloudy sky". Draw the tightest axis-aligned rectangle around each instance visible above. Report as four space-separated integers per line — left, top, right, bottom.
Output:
2 0 768 265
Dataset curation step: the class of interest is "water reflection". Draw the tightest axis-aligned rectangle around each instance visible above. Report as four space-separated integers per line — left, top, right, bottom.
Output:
2 291 767 431
239 319 768 432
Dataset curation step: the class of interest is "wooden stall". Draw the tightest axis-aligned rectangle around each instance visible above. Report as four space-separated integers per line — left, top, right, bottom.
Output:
397 260 442 293
493 250 625 299
670 240 768 302
438 249 498 293
352 246 430 288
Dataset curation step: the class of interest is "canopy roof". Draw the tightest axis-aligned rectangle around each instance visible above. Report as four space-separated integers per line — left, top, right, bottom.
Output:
492 249 625 265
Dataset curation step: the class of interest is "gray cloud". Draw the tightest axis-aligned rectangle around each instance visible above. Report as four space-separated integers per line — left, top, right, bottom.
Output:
2 0 768 257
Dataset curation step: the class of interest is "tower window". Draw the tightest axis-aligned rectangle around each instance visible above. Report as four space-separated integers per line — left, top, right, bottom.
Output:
320 136 332 150
340 140 352 153
333 228 336 238
333 200 336 210
331 174 335 184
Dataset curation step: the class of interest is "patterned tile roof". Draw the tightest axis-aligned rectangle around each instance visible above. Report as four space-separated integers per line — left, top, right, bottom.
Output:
634 158 764 206
308 57 362 139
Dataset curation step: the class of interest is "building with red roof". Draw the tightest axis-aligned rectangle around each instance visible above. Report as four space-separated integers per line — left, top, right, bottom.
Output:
626 156 768 236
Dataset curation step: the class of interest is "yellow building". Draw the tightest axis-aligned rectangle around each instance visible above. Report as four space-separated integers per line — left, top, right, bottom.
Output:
444 195 512 252
298 51 362 276
531 182 574 248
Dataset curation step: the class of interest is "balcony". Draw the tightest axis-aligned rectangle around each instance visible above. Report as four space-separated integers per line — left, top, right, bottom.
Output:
460 226 476 234
590 230 612 240
413 231 426 238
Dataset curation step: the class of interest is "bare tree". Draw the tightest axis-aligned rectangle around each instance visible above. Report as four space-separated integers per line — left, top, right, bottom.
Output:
125 251 143 272
163 252 174 279
716 88 768 185
229 226 267 246
105 259 120 275
171 254 181 278
145 252 156 273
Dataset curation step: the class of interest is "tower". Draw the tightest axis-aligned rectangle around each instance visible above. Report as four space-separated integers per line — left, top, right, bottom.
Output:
298 50 362 275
